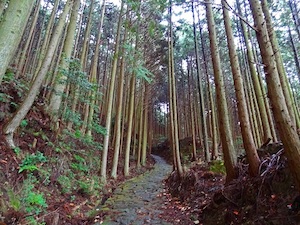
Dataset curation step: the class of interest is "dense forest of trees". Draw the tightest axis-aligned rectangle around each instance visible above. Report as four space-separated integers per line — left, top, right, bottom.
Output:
0 0 300 223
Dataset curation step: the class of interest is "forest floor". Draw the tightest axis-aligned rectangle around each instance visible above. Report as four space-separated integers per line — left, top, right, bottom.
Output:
1 79 300 224
93 154 189 225
154 140 300 225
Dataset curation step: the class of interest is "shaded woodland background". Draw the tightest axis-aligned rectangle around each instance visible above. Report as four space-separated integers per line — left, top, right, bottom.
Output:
1 0 300 224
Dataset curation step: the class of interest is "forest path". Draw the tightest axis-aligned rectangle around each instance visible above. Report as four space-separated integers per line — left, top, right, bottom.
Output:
94 155 173 225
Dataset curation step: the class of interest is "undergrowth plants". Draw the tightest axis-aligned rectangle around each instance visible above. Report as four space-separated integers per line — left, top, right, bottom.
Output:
1 63 108 223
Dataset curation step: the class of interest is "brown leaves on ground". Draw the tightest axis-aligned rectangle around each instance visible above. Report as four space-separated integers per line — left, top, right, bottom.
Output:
163 145 300 225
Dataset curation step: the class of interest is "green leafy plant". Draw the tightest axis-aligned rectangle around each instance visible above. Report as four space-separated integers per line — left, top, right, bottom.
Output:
71 154 88 173
13 147 21 156
209 160 226 174
77 180 90 195
74 129 82 138
24 192 47 214
92 118 106 135
0 92 13 103
19 151 47 173
20 119 28 128
7 189 21 211
25 215 46 225
21 175 48 216
57 174 73 194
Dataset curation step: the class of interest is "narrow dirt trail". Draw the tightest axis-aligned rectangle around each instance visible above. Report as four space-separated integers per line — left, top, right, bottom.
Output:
94 155 173 225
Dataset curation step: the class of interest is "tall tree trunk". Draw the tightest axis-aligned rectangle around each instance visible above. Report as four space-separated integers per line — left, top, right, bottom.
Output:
100 0 124 182
124 74 136 176
141 83 149 166
123 0 141 174
168 0 183 177
47 0 80 124
86 0 106 136
222 0 260 176
0 0 35 83
16 0 41 79
169 0 183 177
111 15 127 179
237 0 273 143
261 0 300 129
187 61 197 161
192 0 210 162
67 0 95 130
197 8 218 159
3 0 73 148
205 0 237 183
33 0 60 82
248 0 300 190
288 0 300 41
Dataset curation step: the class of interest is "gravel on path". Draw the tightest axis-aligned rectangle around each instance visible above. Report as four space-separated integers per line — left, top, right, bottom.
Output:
94 155 173 225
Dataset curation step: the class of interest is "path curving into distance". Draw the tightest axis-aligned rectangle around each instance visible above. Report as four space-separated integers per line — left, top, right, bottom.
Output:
94 155 173 225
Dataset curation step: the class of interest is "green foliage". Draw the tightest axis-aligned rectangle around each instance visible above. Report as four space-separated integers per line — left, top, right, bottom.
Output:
19 165 39 173
0 92 13 103
134 63 154 83
13 147 21 156
74 129 82 138
25 215 46 225
92 118 107 135
21 175 48 215
71 154 88 173
63 107 82 128
209 160 226 175
7 189 21 211
24 192 47 214
3 69 14 82
57 174 74 194
148 20 156 37
19 151 47 173
77 180 90 195
20 119 28 128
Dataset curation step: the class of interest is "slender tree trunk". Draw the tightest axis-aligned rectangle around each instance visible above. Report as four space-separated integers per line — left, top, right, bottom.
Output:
3 0 73 148
16 0 41 79
47 0 80 123
288 27 300 84
86 0 106 136
237 0 273 142
197 9 218 159
141 84 149 166
0 0 35 83
169 0 183 177
68 0 95 130
222 0 260 176
205 0 237 183
187 62 197 161
100 0 124 182
111 16 127 178
124 74 136 176
33 0 60 82
192 0 210 162
288 0 300 41
261 0 300 129
249 0 300 190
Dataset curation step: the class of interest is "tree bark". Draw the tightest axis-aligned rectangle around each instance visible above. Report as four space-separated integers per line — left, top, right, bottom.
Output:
100 0 124 182
192 0 210 162
0 0 35 83
248 0 300 190
47 0 80 123
222 0 260 176
205 0 237 183
3 0 73 148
